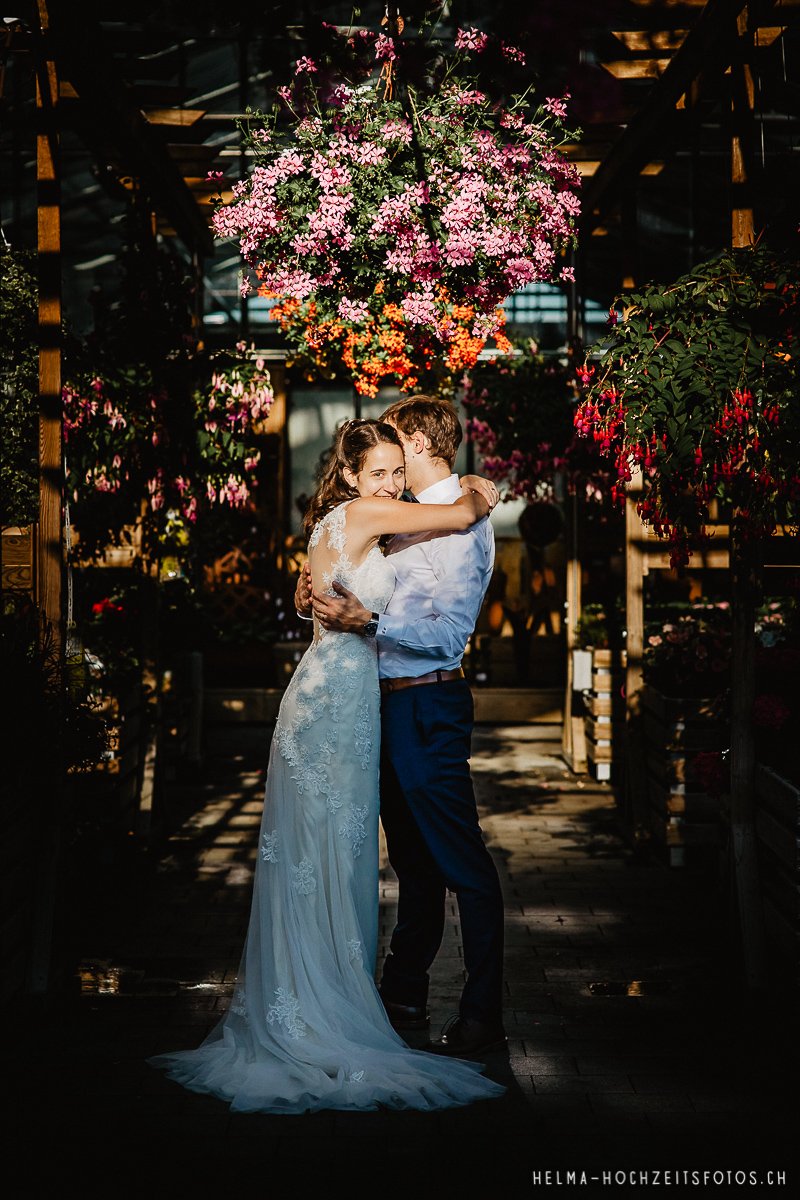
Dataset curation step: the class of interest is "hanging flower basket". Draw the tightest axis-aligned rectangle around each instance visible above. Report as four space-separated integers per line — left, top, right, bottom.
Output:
63 343 274 561
269 289 513 397
211 22 581 382
573 246 800 566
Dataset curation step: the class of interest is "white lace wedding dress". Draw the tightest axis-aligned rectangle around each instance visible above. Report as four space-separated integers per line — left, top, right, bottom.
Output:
149 501 505 1112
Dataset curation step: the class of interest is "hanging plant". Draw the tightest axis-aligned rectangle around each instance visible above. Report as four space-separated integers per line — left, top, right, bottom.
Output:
573 246 799 567
210 20 580 382
268 287 513 396
63 343 274 560
462 339 612 503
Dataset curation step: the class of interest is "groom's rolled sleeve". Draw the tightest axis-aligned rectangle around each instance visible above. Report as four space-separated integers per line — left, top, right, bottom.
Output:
376 528 491 662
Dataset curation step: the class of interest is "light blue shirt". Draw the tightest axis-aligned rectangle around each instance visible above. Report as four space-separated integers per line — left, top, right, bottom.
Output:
376 473 495 680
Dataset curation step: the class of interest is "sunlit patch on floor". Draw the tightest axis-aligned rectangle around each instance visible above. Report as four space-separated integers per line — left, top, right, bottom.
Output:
78 959 178 996
587 980 672 996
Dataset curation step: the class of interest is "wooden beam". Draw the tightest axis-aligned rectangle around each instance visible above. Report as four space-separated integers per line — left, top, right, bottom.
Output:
732 8 756 245
35 1 63 656
583 0 749 229
141 107 206 127
45 5 214 255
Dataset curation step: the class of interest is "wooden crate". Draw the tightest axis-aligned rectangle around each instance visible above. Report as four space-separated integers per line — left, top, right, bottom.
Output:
583 648 626 782
641 684 728 867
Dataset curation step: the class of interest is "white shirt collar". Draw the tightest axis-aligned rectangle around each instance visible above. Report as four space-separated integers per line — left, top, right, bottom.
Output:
414 473 460 505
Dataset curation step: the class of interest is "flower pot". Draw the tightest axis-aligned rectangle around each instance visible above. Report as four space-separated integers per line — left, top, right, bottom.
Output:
641 684 728 868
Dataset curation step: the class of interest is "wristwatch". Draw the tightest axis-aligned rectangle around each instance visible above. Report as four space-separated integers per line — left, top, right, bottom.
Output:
362 612 379 638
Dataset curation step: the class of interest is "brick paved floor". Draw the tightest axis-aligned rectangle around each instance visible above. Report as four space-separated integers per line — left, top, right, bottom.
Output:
12 724 799 1197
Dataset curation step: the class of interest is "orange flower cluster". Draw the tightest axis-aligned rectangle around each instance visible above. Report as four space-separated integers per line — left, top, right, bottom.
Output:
261 284 512 397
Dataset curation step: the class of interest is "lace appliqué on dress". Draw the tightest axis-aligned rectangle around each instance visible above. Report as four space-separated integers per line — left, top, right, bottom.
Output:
230 988 247 1018
325 502 349 553
339 805 368 857
353 698 371 770
260 831 279 863
266 987 307 1040
291 857 317 895
347 939 363 964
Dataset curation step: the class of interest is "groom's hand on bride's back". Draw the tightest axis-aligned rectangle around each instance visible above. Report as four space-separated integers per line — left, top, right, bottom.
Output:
313 582 372 633
294 563 313 618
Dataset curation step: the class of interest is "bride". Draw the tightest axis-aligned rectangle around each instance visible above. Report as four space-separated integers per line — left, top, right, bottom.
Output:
148 418 505 1112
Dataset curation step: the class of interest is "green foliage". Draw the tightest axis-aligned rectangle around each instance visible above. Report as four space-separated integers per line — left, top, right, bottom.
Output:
0 248 39 525
463 339 612 504
575 245 800 565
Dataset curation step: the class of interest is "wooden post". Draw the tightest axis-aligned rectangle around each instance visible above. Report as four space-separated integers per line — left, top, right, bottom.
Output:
729 5 767 989
35 0 63 655
28 0 63 998
562 249 584 768
731 9 755 249
623 467 648 836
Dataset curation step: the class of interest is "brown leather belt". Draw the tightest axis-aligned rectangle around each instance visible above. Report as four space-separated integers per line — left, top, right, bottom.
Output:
380 667 465 695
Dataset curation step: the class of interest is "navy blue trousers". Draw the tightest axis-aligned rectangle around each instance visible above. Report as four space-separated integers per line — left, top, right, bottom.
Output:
379 679 504 1024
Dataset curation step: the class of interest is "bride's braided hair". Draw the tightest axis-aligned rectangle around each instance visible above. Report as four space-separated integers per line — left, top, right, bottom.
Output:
302 418 403 541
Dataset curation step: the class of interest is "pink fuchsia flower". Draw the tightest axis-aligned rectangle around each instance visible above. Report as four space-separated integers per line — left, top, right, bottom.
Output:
294 57 317 74
277 85 292 103
220 474 250 508
501 42 526 65
182 496 198 523
375 33 396 61
455 27 488 52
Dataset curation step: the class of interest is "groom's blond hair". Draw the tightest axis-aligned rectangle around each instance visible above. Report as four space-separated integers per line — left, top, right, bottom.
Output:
380 395 463 468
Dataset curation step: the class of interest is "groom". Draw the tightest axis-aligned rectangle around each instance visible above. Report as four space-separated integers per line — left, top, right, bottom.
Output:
299 395 506 1057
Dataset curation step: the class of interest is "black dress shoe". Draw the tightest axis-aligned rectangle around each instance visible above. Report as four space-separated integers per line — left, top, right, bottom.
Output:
380 995 430 1031
424 1015 507 1057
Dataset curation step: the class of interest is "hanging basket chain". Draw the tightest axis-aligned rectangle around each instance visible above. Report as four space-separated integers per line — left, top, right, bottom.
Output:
381 3 440 255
